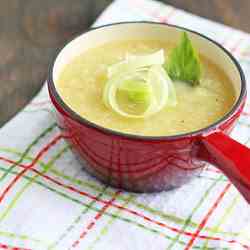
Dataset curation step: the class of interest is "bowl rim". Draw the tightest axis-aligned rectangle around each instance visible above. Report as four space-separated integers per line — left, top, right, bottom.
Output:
47 21 246 141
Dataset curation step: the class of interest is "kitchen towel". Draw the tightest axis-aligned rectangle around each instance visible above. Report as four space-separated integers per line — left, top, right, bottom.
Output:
0 0 250 249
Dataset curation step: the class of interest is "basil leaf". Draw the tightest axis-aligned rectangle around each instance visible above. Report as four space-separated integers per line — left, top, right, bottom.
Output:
167 32 202 86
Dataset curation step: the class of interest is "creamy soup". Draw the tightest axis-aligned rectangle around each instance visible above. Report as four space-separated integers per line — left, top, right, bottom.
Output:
56 40 236 136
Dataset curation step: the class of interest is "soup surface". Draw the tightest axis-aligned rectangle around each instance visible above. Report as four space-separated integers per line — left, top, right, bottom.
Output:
56 40 236 136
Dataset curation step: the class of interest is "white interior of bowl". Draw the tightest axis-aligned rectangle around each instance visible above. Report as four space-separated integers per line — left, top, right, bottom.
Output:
53 23 241 100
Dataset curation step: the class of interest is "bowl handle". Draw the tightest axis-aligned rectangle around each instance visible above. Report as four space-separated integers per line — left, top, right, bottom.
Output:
202 132 250 203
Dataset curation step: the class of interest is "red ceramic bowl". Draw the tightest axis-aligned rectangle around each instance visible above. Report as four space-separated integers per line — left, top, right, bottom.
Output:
48 22 250 202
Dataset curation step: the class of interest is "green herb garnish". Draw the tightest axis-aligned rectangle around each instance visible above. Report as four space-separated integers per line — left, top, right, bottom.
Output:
167 32 202 86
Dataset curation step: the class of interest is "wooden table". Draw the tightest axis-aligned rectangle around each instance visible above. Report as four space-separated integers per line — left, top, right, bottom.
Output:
0 0 249 127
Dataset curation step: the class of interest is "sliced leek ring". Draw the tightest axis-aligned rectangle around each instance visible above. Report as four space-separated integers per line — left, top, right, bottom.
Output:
103 50 177 118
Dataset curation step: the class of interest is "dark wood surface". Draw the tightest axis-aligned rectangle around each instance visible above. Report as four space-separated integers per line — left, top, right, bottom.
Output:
0 0 249 127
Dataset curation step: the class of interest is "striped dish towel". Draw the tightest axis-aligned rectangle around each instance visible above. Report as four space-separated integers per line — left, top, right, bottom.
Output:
0 0 250 249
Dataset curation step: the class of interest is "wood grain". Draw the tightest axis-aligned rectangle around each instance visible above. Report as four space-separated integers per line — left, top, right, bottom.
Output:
0 0 249 126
